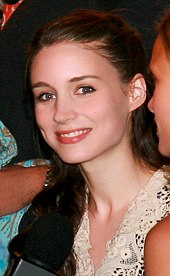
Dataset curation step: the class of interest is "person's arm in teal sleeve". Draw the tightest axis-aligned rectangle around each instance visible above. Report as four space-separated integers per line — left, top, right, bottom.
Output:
0 164 49 215
0 120 50 215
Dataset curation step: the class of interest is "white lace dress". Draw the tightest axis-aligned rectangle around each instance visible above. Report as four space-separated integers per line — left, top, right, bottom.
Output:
73 170 170 276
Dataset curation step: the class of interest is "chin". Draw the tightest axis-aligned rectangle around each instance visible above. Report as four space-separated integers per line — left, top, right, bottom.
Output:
58 154 87 165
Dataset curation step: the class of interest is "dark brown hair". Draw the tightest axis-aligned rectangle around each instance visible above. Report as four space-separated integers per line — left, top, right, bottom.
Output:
9 9 169 275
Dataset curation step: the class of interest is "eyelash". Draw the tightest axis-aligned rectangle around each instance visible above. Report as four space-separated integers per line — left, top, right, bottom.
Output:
34 85 96 102
76 86 96 95
35 92 56 102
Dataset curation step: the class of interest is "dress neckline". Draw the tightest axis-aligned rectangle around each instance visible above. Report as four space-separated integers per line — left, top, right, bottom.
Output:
74 169 166 274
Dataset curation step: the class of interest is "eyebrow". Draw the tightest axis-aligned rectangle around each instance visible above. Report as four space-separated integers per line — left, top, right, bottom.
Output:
31 82 53 89
31 75 100 89
69 75 100 82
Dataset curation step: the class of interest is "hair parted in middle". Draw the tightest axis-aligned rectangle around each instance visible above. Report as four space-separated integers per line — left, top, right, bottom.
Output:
9 9 169 275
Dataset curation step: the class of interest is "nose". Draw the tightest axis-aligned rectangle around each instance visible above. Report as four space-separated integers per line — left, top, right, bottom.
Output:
53 97 77 124
148 97 154 113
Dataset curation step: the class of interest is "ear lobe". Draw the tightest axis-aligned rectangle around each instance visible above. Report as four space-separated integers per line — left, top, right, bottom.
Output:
129 73 147 112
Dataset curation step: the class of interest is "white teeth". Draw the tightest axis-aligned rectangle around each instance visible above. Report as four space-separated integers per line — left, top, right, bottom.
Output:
60 129 89 137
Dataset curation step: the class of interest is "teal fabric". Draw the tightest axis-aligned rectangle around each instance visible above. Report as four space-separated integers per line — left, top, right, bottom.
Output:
0 121 30 275
0 121 17 169
0 207 29 275
0 121 49 275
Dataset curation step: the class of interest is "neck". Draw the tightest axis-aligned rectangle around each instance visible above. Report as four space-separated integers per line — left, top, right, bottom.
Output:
80 149 153 216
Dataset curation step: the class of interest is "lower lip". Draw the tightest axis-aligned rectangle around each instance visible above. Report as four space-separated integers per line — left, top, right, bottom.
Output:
56 130 91 144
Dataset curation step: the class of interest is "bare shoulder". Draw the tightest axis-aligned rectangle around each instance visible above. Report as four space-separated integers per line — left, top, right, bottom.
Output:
146 215 170 245
144 215 170 275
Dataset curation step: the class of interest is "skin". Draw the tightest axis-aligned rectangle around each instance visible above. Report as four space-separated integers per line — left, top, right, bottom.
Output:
31 43 146 165
31 42 152 269
145 36 170 275
0 165 48 215
148 35 170 157
144 215 170 276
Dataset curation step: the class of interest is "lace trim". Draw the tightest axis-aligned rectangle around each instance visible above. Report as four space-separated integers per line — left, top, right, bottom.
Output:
74 170 170 275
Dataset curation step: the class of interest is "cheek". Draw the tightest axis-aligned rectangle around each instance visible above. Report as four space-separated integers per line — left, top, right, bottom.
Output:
153 91 169 115
35 106 50 131
154 78 170 104
93 92 129 117
108 97 130 121
97 98 130 134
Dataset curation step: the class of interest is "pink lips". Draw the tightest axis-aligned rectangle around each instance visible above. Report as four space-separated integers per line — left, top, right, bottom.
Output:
55 128 92 144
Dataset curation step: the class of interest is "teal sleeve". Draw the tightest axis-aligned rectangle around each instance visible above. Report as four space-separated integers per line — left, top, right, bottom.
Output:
0 120 50 275
0 120 17 169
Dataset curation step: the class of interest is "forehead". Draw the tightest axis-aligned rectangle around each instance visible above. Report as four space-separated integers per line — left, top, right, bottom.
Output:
150 35 170 74
150 36 163 68
31 42 120 81
33 42 105 67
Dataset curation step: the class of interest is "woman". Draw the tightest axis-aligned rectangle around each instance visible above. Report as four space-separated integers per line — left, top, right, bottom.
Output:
9 9 170 275
144 9 170 276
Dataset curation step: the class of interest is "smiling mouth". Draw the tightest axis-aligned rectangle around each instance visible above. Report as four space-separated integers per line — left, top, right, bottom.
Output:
60 129 90 138
56 128 91 144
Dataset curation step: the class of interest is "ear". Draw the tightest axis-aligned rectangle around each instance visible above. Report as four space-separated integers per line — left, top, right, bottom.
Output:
128 73 146 112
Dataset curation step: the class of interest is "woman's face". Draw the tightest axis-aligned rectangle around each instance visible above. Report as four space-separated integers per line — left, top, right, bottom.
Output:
31 42 144 164
148 36 170 157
